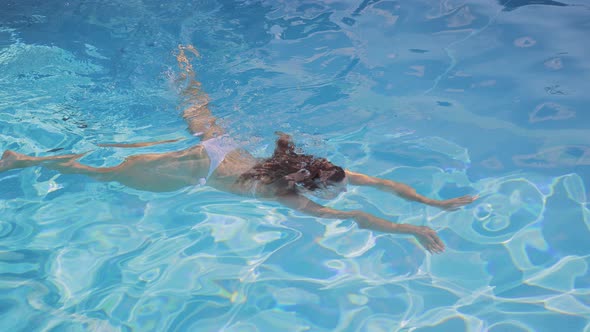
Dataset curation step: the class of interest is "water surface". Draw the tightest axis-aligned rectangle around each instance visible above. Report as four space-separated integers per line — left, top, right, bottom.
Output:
1 0 589 331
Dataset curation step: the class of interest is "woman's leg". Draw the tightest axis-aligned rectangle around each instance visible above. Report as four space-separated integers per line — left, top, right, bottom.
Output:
0 146 210 192
0 150 87 173
0 150 126 186
176 45 225 140
97 138 185 148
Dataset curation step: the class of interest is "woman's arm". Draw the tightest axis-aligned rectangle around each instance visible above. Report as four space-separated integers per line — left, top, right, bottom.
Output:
277 194 445 253
345 170 477 210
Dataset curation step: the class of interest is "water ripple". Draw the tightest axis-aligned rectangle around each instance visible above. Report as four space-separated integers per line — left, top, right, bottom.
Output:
1 0 589 331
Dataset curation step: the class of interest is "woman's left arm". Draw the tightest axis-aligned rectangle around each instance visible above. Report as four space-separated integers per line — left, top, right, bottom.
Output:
276 194 445 253
345 170 478 210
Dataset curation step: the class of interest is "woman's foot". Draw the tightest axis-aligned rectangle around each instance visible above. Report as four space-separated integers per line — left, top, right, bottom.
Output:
0 150 28 172
0 150 87 172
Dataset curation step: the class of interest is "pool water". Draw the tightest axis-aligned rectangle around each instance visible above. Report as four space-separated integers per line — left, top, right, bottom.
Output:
1 0 589 331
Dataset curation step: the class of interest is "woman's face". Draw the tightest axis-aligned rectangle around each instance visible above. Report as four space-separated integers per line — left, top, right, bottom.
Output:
311 176 348 200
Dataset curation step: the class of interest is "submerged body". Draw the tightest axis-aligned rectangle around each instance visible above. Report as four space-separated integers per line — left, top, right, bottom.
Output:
0 45 477 253
0 135 474 254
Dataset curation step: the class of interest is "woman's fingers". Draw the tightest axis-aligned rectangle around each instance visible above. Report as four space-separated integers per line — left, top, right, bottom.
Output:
416 228 445 254
432 233 445 252
428 230 445 253
440 194 479 210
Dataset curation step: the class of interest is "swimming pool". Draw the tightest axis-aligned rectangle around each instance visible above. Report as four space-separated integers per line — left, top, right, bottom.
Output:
1 0 589 331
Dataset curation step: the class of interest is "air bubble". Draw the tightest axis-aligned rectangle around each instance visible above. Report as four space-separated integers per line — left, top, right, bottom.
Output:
473 203 493 221
482 215 510 232
0 220 14 238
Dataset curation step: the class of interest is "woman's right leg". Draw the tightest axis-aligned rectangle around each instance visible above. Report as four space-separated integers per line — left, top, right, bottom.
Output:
176 45 225 140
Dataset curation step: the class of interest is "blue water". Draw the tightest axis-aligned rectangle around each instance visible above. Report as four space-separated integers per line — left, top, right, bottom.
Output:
1 0 589 331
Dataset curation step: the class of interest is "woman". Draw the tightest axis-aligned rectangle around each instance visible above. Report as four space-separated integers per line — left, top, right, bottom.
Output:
0 45 477 253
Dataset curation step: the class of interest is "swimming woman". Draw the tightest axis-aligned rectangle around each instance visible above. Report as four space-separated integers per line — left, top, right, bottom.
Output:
0 45 477 253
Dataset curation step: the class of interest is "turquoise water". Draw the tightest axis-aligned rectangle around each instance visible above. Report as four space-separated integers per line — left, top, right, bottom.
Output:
1 0 589 331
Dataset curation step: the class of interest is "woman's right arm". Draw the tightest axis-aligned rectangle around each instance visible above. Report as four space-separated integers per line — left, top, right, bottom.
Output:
276 194 445 253
345 170 477 210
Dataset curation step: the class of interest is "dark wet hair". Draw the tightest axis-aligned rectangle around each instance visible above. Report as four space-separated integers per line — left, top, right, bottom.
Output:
238 132 345 194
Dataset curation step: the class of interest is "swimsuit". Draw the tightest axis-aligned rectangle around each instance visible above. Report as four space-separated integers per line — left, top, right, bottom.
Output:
200 134 238 180
197 135 260 198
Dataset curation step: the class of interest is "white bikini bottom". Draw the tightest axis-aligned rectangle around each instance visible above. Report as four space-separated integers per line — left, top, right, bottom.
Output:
200 135 238 180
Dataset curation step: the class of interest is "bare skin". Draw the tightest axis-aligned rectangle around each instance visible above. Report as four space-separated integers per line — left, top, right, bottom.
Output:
0 45 477 253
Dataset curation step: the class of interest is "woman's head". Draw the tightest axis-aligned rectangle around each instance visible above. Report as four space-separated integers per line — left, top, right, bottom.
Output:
238 133 347 197
297 160 348 199
285 157 346 193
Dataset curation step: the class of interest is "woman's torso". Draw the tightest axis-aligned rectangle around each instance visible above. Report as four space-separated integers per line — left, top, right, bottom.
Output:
207 148 287 199
118 142 279 198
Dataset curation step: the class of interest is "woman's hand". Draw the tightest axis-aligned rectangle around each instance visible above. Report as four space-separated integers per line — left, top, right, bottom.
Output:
434 195 478 210
352 211 445 253
344 171 478 212
412 226 445 254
